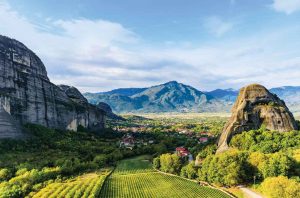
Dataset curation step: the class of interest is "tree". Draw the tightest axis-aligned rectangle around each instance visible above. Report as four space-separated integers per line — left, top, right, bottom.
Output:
261 176 300 198
180 161 197 179
196 145 216 160
93 154 108 168
154 143 168 155
159 153 182 174
199 150 250 186
261 152 293 179
0 169 11 181
153 157 160 169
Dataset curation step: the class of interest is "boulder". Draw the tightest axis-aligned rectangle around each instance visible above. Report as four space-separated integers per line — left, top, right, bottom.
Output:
217 84 298 153
0 35 106 138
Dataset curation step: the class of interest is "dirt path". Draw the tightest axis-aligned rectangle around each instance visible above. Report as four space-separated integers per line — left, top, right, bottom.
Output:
238 186 263 198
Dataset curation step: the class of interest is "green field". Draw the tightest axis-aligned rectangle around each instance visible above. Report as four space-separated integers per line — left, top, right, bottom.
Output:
99 156 231 198
113 155 153 175
31 169 111 198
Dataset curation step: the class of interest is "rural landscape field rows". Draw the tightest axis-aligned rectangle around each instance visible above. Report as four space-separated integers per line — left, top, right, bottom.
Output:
31 170 111 198
99 156 231 198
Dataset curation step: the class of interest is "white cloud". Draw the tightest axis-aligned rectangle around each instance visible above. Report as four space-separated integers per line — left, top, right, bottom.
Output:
0 0 300 92
203 16 234 37
272 0 300 14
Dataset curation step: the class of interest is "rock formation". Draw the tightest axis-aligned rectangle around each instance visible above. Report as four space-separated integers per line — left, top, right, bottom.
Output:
217 84 298 153
97 102 124 120
0 35 106 138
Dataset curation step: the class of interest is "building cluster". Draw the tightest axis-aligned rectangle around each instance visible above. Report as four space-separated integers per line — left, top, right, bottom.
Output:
119 134 155 150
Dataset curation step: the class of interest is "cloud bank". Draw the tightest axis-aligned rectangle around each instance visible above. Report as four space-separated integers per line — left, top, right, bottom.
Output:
0 0 300 92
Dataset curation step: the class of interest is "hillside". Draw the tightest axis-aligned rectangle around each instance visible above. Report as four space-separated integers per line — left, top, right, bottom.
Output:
84 81 231 113
206 89 238 102
84 82 300 114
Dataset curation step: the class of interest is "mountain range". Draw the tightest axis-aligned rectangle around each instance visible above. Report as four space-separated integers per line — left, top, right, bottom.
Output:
83 81 300 114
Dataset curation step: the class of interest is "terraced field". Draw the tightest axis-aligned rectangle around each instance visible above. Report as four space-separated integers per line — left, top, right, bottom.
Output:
99 155 231 198
31 169 111 198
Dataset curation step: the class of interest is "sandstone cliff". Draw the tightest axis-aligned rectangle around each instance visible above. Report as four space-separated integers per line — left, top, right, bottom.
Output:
0 35 106 138
217 84 298 153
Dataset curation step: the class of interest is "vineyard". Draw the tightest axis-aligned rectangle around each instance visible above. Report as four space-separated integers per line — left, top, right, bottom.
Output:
31 169 111 198
99 156 231 198
113 155 153 175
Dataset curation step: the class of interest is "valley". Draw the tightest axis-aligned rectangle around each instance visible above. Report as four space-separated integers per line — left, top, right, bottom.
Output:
1 110 299 198
0 3 300 197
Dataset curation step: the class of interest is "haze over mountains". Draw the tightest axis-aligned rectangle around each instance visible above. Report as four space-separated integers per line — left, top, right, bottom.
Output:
84 82 300 114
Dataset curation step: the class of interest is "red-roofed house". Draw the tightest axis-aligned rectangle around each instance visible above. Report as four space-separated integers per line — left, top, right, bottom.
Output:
120 134 135 149
176 147 190 157
199 137 208 144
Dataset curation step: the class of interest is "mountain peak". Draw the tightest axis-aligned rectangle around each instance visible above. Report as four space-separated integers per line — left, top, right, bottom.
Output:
163 81 179 85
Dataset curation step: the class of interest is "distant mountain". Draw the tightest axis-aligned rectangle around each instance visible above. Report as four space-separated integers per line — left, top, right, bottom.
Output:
206 88 238 102
270 86 300 103
100 88 147 96
270 86 300 113
84 81 231 113
84 83 300 114
206 86 300 113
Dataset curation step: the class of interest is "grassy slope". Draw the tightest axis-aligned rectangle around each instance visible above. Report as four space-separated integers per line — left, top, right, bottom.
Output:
100 156 231 198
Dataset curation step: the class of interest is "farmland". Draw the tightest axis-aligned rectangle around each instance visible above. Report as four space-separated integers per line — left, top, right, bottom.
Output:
31 169 111 198
99 156 231 198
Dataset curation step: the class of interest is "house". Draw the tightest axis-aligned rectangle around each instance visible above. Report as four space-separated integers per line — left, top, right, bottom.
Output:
176 147 190 157
120 134 135 149
148 140 154 144
199 137 208 144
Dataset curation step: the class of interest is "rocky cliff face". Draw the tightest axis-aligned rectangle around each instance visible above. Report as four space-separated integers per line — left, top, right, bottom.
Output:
97 102 124 120
0 35 105 138
217 84 298 153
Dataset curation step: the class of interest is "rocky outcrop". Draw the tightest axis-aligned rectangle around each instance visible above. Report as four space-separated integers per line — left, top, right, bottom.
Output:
0 35 106 138
217 84 298 153
97 102 124 120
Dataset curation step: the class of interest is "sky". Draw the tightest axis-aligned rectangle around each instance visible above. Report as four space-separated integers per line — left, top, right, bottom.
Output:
0 0 300 92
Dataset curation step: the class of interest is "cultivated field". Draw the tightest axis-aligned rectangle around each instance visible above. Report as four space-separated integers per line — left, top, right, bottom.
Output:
31 169 111 198
99 156 231 198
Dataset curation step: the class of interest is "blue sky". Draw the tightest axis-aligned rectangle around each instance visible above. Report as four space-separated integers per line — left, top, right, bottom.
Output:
1 0 300 92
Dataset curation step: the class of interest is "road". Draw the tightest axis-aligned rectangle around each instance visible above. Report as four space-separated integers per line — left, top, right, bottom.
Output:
238 186 263 198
